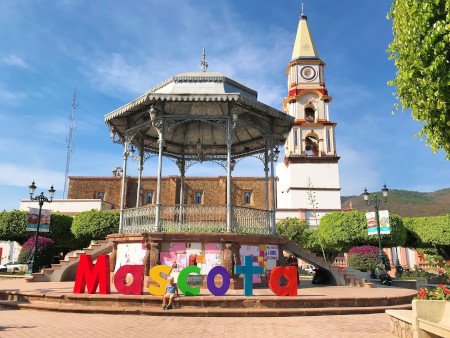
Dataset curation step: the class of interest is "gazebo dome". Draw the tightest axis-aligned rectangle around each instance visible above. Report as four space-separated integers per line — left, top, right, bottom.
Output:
149 72 257 100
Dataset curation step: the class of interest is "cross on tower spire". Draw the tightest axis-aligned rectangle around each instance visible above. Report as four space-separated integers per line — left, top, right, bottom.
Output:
200 48 208 72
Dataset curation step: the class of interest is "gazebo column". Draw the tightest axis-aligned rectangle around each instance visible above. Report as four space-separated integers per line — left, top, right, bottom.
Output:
119 141 129 233
264 142 270 210
177 157 186 223
226 116 233 232
269 134 276 235
136 143 144 208
155 122 164 232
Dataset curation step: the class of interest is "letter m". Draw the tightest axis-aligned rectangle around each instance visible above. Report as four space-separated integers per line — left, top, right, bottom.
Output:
73 254 110 294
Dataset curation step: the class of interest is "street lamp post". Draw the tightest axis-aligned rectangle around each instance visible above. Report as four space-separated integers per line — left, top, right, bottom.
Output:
28 181 55 273
362 184 388 277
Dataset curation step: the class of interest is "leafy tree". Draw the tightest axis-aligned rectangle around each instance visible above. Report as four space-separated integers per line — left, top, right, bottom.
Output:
47 213 78 255
403 215 450 259
18 236 55 271
71 210 119 247
0 210 28 244
318 210 407 253
276 217 309 243
387 0 450 157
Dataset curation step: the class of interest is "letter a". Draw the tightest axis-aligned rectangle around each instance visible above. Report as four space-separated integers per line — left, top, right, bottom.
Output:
73 254 110 294
268 266 298 297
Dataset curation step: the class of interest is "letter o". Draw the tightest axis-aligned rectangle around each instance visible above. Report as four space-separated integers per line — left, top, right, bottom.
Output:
207 266 230 296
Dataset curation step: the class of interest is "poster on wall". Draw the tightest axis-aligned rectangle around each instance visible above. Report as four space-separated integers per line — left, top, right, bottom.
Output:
265 245 278 260
27 208 51 232
239 245 259 257
114 243 146 272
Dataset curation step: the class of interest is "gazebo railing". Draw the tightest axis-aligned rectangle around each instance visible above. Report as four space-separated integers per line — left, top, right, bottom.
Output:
121 205 272 235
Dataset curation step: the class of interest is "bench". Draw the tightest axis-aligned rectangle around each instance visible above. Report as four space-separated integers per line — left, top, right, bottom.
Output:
386 300 450 338
414 299 450 338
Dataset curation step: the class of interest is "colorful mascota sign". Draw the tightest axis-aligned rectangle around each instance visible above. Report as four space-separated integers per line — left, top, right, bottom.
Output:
73 254 298 297
366 210 391 236
27 208 51 232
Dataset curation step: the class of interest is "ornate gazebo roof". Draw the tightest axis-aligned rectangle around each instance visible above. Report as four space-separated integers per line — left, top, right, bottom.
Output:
105 72 294 160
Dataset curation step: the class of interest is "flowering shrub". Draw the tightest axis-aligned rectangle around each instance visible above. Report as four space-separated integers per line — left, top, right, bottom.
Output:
417 284 450 300
18 236 55 271
347 245 390 271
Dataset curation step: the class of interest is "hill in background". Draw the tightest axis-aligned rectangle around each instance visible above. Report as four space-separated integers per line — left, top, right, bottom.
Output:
341 188 450 218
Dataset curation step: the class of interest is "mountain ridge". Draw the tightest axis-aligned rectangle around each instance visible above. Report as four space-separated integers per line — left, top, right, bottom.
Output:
341 188 450 218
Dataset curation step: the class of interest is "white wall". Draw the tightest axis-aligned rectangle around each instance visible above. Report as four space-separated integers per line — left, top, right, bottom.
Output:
0 241 22 264
19 199 114 213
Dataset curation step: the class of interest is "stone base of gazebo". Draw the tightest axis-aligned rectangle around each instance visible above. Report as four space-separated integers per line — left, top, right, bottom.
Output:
107 233 287 289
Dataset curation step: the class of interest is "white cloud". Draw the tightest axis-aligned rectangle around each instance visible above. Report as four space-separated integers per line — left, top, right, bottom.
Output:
0 163 64 191
1 54 31 69
0 84 26 104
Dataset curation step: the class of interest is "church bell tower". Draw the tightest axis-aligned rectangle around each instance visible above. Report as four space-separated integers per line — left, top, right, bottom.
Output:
276 8 341 225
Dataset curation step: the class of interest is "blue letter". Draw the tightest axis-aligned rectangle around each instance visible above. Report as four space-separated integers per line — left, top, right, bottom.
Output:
234 255 263 296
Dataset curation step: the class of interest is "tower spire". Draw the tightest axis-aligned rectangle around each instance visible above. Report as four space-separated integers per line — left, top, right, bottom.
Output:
291 5 319 60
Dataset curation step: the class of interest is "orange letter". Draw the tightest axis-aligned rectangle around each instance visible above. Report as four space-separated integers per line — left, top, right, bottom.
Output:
148 265 171 296
73 254 110 294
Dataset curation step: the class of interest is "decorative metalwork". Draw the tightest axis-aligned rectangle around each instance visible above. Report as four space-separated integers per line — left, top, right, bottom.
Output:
200 48 208 72
122 206 157 233
233 207 271 235
109 125 124 144
121 205 271 235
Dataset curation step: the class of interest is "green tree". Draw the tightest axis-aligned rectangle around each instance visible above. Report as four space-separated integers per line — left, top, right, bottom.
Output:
276 217 309 243
387 0 450 158
318 210 407 253
403 215 450 259
47 213 78 255
71 210 119 247
0 210 28 244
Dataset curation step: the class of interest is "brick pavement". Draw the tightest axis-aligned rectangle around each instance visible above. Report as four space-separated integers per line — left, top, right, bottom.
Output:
0 308 392 338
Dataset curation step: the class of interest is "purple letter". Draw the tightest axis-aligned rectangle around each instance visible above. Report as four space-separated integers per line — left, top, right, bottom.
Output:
207 266 230 296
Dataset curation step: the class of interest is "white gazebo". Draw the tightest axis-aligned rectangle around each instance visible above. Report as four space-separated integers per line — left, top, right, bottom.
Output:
105 67 293 235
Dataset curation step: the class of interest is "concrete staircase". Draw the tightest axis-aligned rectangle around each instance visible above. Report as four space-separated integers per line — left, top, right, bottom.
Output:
26 240 113 283
280 240 369 286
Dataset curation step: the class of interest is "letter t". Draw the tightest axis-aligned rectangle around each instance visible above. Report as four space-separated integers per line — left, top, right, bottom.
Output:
234 255 264 296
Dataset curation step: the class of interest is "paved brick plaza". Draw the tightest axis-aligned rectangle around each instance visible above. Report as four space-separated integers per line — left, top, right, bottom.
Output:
0 308 392 337
0 278 407 336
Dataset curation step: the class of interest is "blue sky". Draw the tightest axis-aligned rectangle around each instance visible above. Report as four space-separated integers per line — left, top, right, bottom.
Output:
0 1 449 210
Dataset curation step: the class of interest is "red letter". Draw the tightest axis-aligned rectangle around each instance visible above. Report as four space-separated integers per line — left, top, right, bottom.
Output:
268 266 298 296
113 265 144 295
73 254 110 294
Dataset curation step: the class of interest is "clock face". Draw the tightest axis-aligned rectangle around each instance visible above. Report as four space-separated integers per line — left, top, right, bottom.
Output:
300 66 317 81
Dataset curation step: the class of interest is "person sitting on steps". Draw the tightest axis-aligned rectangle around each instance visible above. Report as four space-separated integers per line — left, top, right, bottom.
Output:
162 276 179 310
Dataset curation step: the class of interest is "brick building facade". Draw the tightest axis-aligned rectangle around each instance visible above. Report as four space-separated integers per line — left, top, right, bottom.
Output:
68 176 275 210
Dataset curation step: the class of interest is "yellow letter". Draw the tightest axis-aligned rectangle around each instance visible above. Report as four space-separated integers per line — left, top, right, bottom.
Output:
148 265 171 296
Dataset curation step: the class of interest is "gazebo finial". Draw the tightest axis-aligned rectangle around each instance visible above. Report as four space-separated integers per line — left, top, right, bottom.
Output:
200 48 208 72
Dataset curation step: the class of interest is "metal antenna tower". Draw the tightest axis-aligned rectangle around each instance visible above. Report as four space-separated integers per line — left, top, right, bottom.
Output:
63 84 78 199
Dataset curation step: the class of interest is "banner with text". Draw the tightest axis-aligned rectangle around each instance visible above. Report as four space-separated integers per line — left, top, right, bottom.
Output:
366 210 390 235
27 208 51 232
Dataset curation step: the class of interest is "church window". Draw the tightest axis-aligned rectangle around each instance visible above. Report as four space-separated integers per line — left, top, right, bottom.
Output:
243 191 252 205
305 107 315 123
96 192 104 200
305 136 319 157
194 191 203 204
146 191 154 204
326 129 331 153
293 128 298 147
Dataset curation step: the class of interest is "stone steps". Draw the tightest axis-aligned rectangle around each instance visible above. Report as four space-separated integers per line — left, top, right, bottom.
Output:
0 299 412 317
27 240 112 283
